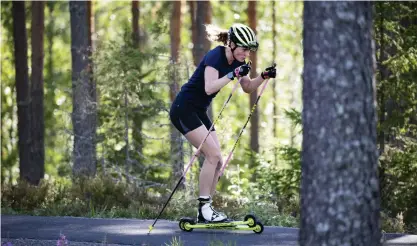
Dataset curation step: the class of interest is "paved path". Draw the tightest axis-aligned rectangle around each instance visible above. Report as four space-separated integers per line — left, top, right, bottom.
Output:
1 215 416 246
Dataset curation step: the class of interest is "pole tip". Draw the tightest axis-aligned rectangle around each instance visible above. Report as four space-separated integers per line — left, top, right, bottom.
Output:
148 225 154 234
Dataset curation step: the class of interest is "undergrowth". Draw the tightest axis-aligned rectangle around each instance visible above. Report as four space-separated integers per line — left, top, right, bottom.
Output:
2 175 413 233
0 175 298 228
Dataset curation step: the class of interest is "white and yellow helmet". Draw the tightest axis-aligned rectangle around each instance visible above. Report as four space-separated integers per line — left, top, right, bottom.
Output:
228 23 259 51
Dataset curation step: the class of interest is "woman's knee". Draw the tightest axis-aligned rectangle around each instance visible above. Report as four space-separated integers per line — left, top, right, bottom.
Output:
204 149 222 166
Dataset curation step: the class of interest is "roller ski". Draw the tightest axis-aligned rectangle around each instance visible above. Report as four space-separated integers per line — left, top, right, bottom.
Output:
179 214 264 234
178 197 264 234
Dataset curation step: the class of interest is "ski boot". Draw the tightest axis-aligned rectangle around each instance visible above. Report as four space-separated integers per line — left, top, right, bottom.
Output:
197 197 229 223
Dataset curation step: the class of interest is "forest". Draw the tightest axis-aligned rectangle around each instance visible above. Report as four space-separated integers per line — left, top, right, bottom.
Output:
1 1 416 243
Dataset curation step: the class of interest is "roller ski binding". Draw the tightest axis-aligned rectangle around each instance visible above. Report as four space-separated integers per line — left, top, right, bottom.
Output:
179 198 264 234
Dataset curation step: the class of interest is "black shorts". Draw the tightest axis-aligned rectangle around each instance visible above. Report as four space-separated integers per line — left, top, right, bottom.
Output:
169 98 215 135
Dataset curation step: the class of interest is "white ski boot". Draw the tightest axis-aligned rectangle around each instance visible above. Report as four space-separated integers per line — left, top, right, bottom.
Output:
197 197 228 223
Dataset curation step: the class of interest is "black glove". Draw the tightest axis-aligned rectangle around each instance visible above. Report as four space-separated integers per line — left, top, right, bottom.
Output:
261 64 277 79
234 63 251 77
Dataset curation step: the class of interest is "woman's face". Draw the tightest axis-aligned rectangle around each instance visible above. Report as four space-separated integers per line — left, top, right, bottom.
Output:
232 46 251 62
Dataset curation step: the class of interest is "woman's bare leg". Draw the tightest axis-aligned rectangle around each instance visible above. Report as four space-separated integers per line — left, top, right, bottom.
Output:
184 125 222 197
208 131 223 197
184 125 228 222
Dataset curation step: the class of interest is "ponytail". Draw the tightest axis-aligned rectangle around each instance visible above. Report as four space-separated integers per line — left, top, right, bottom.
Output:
204 24 229 45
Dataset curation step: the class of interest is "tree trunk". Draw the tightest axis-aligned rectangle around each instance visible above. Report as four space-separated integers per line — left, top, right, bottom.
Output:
30 1 46 185
272 0 278 166
131 0 144 168
132 0 139 49
198 1 213 121
45 2 57 162
248 1 259 166
87 1 95 52
189 1 197 52
12 1 32 184
248 1 259 154
376 3 388 204
170 0 184 185
124 87 130 180
300 2 380 245
190 0 211 66
189 0 213 167
377 3 386 155
88 0 97 165
70 0 97 178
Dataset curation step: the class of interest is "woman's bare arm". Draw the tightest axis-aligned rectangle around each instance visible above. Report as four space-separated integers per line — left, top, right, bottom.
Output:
204 66 233 95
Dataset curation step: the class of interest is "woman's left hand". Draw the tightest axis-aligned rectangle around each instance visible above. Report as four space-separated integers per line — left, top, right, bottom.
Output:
261 65 277 79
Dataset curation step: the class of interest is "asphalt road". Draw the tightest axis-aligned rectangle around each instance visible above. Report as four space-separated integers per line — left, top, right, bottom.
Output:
1 215 416 246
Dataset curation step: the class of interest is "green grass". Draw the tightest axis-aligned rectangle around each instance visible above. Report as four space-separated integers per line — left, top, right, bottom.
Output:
1 176 298 228
208 239 237 246
165 236 184 246
2 176 415 234
163 237 236 246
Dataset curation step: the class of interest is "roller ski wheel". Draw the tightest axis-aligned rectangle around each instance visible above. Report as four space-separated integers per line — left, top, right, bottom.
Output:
253 221 264 234
179 217 195 232
243 214 258 227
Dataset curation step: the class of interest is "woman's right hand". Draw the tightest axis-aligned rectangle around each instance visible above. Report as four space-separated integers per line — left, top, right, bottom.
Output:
233 63 251 78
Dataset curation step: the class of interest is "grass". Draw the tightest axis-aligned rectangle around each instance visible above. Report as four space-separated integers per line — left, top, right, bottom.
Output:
208 239 237 246
0 176 298 228
164 237 237 246
165 236 183 246
2 176 411 234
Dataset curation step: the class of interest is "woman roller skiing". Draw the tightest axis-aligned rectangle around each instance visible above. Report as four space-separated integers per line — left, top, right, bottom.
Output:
169 23 277 223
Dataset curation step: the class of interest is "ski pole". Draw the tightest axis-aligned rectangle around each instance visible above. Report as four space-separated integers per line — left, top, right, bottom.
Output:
219 63 276 177
148 77 242 234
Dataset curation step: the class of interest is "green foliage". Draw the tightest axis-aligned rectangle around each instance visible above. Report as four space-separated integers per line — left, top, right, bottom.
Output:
241 201 298 227
1 176 297 228
256 146 301 200
379 140 417 232
2 172 408 233
1 1 18 182
284 108 302 129
224 160 251 199
71 176 132 210
381 211 406 233
217 105 303 203
93 20 171 183
1 175 153 217
374 2 417 233
240 108 301 217
374 2 417 135
1 180 50 212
